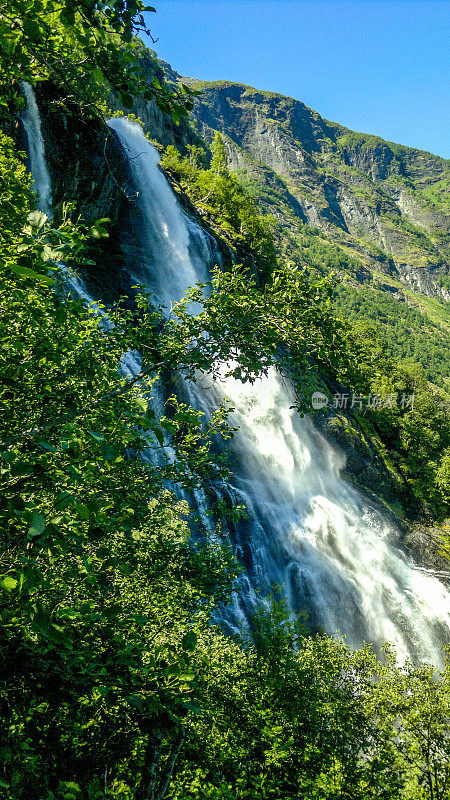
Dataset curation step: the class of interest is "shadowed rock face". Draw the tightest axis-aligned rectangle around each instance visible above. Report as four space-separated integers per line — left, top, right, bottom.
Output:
175 75 449 301
34 83 131 226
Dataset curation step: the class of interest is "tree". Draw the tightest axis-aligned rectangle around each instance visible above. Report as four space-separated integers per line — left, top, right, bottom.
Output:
375 651 450 800
170 602 404 800
161 141 277 278
210 132 228 178
436 448 450 507
0 130 240 798
0 0 196 121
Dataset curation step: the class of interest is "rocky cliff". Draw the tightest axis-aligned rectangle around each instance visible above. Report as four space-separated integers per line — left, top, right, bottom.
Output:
179 76 450 303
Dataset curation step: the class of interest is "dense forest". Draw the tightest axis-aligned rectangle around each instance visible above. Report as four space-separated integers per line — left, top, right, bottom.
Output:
1 2 450 799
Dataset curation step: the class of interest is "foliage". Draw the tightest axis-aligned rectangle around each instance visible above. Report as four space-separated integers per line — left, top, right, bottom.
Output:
346 323 450 514
170 604 450 800
2 9 450 795
0 130 242 798
160 136 277 278
375 648 450 800
0 0 196 121
155 263 357 412
0 128 372 798
436 449 450 507
290 223 369 276
334 283 450 392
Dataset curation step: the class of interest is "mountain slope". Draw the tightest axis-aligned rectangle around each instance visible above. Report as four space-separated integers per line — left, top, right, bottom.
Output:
148 67 449 393
182 77 450 302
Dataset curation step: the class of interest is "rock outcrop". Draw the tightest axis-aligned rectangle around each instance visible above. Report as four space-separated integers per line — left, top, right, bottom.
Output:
174 75 449 302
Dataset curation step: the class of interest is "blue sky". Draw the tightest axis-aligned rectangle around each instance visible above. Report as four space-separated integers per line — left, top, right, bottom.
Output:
142 0 450 158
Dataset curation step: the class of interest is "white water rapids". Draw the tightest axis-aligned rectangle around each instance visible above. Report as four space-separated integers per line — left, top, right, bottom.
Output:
22 93 450 665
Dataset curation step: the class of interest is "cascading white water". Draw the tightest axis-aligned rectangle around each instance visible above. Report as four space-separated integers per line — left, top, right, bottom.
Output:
20 94 450 665
108 118 211 310
21 82 53 218
108 117 450 665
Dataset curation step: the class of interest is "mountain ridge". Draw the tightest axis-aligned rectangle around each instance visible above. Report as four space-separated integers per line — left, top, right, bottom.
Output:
159 62 450 304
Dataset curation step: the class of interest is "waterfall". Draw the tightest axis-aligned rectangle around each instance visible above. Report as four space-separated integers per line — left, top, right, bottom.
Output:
20 95 450 665
108 117 450 665
21 82 53 218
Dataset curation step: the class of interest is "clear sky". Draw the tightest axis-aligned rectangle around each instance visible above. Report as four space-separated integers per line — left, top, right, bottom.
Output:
142 0 450 158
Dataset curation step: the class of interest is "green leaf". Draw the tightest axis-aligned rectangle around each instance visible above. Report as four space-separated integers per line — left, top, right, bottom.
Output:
28 511 47 539
9 263 55 285
92 67 104 84
183 700 201 714
100 442 120 463
75 503 90 520
10 460 32 477
89 430 105 443
179 672 195 682
8 495 27 514
59 781 81 799
27 209 48 230
151 425 164 446
23 18 41 40
32 607 50 635
127 694 143 710
60 8 75 25
120 91 134 109
55 491 75 509
181 630 197 652
0 576 18 591
135 395 148 412
89 224 108 239
38 440 58 452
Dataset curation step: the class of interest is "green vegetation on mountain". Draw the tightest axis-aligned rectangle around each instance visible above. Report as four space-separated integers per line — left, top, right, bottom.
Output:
1 6 450 800
334 284 450 391
348 329 450 514
264 219 450 392
160 134 276 278
178 72 450 369
165 76 450 414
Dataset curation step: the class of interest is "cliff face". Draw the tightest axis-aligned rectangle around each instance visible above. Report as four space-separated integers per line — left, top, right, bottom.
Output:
35 62 450 306
34 82 131 227
179 78 449 302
